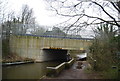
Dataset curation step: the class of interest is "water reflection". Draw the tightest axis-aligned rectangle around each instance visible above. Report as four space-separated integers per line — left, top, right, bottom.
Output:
3 61 61 79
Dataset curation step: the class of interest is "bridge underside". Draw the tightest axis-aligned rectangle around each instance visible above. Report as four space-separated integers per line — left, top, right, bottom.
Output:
43 48 68 62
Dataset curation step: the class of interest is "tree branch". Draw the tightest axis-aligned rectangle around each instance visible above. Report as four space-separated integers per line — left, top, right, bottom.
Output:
110 2 120 13
92 1 120 27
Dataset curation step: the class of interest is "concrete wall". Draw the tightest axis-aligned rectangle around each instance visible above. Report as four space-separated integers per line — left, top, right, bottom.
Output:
9 35 92 62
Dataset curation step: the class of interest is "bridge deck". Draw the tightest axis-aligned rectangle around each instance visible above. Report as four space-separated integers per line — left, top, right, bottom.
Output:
13 34 93 40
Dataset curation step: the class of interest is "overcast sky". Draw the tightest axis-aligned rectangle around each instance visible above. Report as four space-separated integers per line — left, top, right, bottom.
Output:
7 0 117 38
5 0 100 38
7 0 69 26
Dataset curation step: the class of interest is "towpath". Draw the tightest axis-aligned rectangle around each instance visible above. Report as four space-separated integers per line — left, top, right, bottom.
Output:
44 61 103 79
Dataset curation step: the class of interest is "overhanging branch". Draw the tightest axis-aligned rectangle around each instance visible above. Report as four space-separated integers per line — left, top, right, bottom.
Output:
92 1 120 27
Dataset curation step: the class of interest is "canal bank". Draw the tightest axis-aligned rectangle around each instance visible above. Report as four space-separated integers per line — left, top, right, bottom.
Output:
2 61 34 66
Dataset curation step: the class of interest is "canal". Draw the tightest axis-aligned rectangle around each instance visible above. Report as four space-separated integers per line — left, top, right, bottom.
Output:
2 61 62 79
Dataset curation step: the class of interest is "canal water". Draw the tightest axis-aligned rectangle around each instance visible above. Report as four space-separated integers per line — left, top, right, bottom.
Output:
2 61 62 79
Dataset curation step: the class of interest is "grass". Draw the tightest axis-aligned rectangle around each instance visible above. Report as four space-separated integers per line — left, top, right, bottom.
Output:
84 65 118 79
84 66 93 73
84 62 118 79
102 68 118 79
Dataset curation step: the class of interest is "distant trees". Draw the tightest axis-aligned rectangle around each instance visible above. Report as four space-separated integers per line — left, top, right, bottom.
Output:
43 27 81 37
19 5 36 34
21 5 35 24
52 27 66 36
30 25 46 35
43 27 66 36
0 0 8 24
2 4 36 38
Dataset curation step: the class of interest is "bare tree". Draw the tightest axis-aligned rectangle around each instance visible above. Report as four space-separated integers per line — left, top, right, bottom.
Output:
2 4 36 39
14 4 36 34
0 0 7 23
45 0 120 35
21 4 35 24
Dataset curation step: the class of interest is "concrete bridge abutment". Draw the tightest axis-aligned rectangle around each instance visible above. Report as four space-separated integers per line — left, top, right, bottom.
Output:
9 35 92 62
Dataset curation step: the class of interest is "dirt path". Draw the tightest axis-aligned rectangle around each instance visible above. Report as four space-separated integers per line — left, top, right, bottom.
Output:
45 61 103 79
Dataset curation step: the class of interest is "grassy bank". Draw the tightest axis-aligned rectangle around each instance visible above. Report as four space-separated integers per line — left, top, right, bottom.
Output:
2 53 35 63
84 63 119 79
